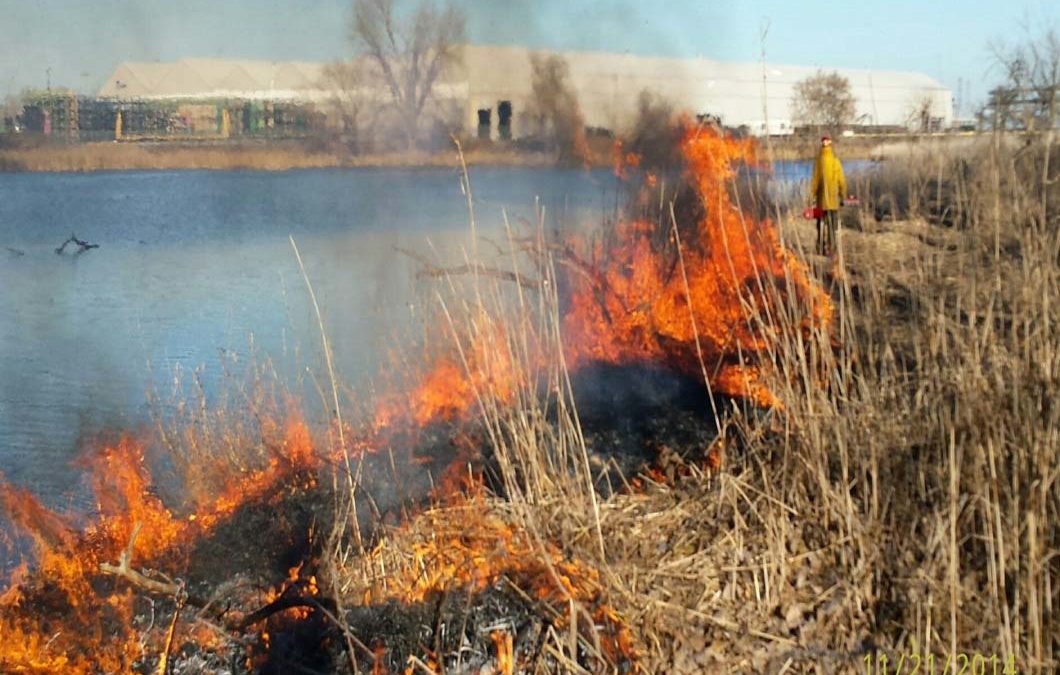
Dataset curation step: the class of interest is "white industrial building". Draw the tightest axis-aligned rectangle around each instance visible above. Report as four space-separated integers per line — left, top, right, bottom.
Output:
97 59 332 102
98 44 953 137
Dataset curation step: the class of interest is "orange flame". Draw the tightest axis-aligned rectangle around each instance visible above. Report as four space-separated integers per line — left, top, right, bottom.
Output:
491 629 514 675
392 123 831 423
0 414 320 673
375 321 521 429
562 125 831 407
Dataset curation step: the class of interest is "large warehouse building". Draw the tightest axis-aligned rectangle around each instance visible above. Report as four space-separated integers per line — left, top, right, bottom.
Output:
96 44 953 139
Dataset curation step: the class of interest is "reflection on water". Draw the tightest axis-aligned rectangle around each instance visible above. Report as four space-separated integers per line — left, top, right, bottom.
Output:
0 167 616 501
767 159 879 204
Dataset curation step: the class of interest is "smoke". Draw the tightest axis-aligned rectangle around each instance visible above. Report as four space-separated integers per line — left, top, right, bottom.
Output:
526 53 590 165
456 0 688 58
626 90 682 171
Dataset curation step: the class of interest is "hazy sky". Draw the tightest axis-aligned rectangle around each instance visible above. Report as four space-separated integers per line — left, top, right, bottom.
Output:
1 0 1056 114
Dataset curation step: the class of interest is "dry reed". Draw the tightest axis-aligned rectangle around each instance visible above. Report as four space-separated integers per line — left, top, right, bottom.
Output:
326 132 1058 674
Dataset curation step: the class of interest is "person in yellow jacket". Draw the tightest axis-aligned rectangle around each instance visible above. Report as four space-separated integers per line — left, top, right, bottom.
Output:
810 135 847 255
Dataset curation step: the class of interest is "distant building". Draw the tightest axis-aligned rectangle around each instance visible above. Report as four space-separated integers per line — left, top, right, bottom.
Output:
96 46 952 141
20 90 80 138
96 59 332 139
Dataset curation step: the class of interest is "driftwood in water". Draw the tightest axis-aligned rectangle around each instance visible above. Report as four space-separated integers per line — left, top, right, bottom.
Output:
55 233 99 255
396 246 542 291
5 246 25 257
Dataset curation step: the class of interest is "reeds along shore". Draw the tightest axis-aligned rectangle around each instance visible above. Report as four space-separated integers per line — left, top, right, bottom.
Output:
326 134 1059 672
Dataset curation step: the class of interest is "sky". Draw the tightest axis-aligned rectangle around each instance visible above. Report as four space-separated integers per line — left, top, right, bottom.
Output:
0 0 1056 116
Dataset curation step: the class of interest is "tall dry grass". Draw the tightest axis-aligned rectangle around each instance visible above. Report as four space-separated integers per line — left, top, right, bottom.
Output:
696 134 1059 672
0 141 345 172
328 134 1058 673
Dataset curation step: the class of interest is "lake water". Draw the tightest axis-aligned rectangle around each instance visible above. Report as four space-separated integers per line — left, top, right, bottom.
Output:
0 167 621 502
765 158 879 204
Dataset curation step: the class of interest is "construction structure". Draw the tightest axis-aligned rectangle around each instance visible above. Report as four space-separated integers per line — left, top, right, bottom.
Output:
19 90 81 139
95 59 329 140
90 45 952 142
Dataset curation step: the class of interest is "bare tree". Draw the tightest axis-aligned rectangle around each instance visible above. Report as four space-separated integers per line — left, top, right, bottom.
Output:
791 70 857 134
320 59 375 152
350 0 465 149
906 94 940 133
527 54 589 165
1 94 23 132
989 28 1059 131
990 26 1060 215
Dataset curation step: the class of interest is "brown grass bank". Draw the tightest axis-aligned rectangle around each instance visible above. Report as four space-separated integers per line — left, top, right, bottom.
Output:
0 140 344 172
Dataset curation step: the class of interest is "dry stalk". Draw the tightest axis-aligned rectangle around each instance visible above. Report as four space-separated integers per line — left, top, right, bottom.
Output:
289 235 363 554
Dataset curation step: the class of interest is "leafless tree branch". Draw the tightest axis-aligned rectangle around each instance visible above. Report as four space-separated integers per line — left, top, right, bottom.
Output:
791 70 856 134
350 0 465 149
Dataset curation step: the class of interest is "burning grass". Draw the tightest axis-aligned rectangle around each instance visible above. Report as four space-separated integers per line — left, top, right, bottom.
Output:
0 363 332 673
337 494 636 673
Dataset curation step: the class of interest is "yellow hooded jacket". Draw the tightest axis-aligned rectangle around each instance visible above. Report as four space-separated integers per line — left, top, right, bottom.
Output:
810 146 847 211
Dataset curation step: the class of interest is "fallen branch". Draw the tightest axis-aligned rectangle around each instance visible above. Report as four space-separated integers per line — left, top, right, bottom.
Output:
99 559 184 597
55 233 99 255
5 246 25 257
237 586 338 631
99 523 206 606
396 246 541 291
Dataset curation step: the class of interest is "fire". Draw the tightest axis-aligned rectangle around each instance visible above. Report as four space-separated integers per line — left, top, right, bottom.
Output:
0 414 321 673
265 561 319 619
491 630 514 674
375 320 522 429
562 125 831 407
395 123 831 422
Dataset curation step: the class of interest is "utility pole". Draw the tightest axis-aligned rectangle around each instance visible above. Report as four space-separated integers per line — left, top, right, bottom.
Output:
759 18 773 160
956 77 963 119
868 73 879 126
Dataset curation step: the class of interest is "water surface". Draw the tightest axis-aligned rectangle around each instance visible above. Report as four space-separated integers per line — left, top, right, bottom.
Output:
0 167 617 501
